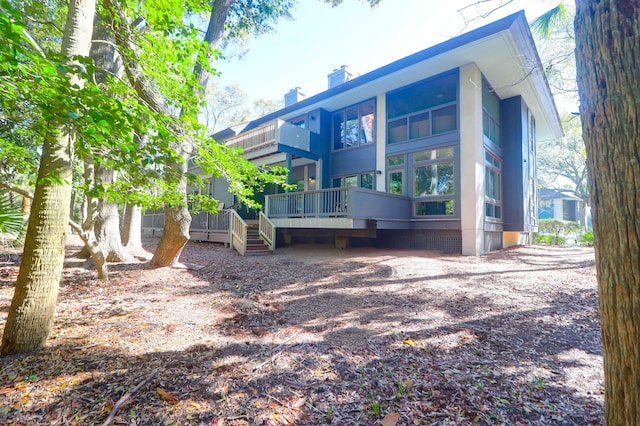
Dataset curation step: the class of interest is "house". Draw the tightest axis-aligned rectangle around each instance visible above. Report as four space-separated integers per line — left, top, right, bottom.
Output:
538 188 590 227
143 11 562 255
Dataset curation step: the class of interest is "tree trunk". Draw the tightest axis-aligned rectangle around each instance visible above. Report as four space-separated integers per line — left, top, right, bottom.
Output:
94 166 128 261
1 0 96 355
122 203 142 247
150 0 233 266
575 1 640 424
82 14 128 263
20 195 30 214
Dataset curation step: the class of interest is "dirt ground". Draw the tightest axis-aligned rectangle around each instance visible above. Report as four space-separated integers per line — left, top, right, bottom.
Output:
0 236 603 425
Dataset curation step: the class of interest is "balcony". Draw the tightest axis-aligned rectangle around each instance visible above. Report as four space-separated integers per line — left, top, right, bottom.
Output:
225 119 311 160
265 187 412 229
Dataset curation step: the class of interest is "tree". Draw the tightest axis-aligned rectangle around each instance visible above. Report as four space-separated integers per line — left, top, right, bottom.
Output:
1 0 97 354
574 1 640 423
253 98 283 118
537 114 589 227
202 83 251 133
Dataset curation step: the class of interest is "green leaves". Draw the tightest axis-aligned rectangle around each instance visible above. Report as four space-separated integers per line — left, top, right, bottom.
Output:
0 192 25 237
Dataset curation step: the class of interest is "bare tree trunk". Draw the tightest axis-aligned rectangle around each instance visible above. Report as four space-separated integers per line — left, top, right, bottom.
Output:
94 166 128 261
1 0 96 355
78 14 128 263
575 1 640 424
122 203 142 247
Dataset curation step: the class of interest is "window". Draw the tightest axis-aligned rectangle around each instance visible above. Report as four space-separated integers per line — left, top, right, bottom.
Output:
414 163 454 196
332 100 375 150
485 150 502 219
387 72 458 145
387 155 405 195
387 155 405 166
333 172 374 189
482 79 501 146
412 147 455 216
387 104 457 145
388 171 404 195
415 200 455 216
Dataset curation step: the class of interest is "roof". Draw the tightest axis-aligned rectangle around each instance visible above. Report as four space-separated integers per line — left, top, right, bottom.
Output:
213 11 562 142
539 188 582 200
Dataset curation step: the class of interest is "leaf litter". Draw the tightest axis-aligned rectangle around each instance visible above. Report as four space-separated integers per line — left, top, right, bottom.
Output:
0 237 603 424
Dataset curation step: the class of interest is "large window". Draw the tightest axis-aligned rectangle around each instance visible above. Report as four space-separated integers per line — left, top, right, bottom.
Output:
388 104 457 145
485 150 502 219
332 100 375 150
412 147 455 216
387 72 458 145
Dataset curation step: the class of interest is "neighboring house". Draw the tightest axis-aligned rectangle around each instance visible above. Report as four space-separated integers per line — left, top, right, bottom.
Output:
538 188 590 227
143 11 562 255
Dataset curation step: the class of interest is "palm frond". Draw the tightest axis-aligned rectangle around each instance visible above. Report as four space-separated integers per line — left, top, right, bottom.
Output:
0 193 26 237
530 4 571 38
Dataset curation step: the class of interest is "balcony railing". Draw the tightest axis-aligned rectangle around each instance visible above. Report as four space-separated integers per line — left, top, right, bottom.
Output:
265 187 411 220
225 119 310 154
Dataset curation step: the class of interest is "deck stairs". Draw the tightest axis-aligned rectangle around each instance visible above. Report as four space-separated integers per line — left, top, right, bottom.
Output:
229 210 275 256
244 224 272 256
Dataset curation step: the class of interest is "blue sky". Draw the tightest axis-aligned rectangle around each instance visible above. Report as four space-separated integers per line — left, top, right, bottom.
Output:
213 0 554 104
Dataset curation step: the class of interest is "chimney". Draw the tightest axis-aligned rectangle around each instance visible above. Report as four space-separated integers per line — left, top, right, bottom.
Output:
284 87 305 107
327 65 353 89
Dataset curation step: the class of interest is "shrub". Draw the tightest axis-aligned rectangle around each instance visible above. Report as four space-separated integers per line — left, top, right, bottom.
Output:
579 230 594 246
535 219 581 245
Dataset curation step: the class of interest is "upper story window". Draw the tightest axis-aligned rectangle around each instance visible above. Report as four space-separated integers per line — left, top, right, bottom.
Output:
482 79 501 146
387 72 458 145
332 100 375 151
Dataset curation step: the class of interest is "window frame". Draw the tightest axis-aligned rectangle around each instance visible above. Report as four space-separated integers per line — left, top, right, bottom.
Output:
484 149 503 221
331 99 376 152
332 172 375 189
387 101 458 145
411 146 456 217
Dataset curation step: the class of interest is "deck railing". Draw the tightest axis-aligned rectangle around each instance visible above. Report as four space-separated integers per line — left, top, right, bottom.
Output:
259 211 276 250
266 188 349 218
229 209 248 256
190 209 230 233
265 187 412 220
225 119 310 153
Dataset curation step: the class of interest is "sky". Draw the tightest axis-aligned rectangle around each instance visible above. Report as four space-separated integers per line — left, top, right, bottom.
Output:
213 0 555 106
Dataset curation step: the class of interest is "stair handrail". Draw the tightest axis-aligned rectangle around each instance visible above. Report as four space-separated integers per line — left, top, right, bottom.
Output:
229 208 247 256
259 211 276 251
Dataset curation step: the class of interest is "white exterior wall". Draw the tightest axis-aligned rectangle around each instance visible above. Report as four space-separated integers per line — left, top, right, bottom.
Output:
459 63 485 255
375 94 387 192
553 199 563 220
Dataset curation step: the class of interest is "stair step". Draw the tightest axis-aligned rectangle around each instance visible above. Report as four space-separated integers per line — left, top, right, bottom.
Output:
246 244 270 251
243 249 273 256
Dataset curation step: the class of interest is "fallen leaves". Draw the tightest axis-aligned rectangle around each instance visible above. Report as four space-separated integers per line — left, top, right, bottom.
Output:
381 411 400 426
156 388 178 405
0 237 604 425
